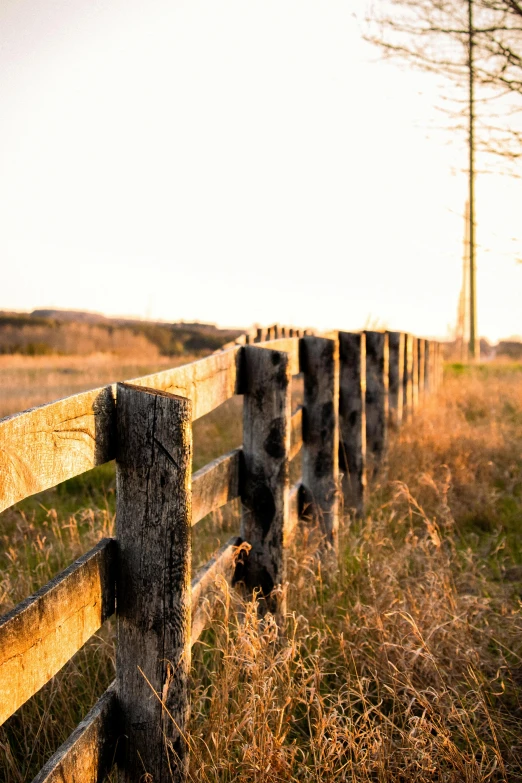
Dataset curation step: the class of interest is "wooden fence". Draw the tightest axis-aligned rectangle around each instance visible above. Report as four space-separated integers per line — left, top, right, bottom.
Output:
0 326 443 782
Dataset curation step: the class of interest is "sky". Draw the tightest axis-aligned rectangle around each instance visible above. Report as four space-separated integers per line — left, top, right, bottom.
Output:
0 0 520 342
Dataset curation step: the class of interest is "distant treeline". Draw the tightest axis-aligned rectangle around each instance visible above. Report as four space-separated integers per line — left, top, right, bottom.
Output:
0 311 243 357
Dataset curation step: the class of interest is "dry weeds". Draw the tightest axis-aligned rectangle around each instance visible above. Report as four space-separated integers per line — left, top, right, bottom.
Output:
1 364 522 781
188 368 522 782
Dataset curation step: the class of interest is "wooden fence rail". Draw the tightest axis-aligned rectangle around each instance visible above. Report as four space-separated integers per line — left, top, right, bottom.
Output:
0 325 444 782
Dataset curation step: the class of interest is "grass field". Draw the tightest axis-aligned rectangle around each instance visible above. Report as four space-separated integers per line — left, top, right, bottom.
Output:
1 360 522 780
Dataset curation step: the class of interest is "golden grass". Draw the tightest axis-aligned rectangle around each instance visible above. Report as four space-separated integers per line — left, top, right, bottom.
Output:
188 368 522 782
0 352 195 419
1 364 522 780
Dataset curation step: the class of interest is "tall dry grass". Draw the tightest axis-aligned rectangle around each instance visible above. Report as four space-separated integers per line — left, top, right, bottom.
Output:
188 366 522 782
1 364 522 780
0 353 191 419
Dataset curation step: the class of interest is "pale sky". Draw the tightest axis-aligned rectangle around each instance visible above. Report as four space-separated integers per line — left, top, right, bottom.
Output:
0 0 520 342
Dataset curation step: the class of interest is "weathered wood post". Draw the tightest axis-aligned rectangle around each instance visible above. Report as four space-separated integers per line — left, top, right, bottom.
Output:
338 332 366 516
365 331 389 474
116 384 192 783
256 327 267 343
403 333 414 419
424 340 431 394
387 331 405 428
240 345 291 619
428 341 436 391
411 336 419 413
417 338 426 405
300 336 339 549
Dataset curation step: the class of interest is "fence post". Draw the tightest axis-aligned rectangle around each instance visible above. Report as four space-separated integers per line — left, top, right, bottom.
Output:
364 331 389 474
424 341 431 394
417 338 426 404
429 342 436 391
403 333 413 419
239 345 291 619
387 331 405 428
411 337 419 413
300 336 340 549
338 332 366 516
116 383 192 783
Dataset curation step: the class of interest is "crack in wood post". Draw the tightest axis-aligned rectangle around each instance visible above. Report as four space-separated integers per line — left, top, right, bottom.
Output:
116 383 191 783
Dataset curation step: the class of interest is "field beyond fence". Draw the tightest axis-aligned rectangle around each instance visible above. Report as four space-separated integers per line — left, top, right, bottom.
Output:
0 325 458 782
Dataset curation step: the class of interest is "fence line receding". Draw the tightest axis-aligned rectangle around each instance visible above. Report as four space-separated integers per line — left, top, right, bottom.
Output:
0 325 444 783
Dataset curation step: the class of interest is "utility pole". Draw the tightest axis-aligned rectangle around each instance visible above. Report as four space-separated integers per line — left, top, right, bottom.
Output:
468 0 479 359
456 201 470 361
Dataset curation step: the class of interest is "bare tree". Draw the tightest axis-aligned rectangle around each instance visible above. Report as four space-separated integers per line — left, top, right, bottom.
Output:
366 0 522 159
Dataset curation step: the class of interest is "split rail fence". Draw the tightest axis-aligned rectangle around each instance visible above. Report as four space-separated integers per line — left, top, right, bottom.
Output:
0 326 443 782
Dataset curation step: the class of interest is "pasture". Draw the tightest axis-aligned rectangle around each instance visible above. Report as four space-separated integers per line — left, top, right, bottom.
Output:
1 351 522 781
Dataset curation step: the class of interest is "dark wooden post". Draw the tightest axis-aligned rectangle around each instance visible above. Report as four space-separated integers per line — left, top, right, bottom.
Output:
240 345 291 618
387 331 405 428
412 336 419 413
424 341 431 394
429 341 436 391
116 384 192 783
403 333 413 419
365 331 389 473
417 338 426 404
300 336 339 549
338 332 366 516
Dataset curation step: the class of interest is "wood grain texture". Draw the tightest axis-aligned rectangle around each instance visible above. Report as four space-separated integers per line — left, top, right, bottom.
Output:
192 449 242 526
259 338 300 375
191 536 242 644
31 683 118 783
365 331 389 474
403 333 414 419
130 347 242 421
290 407 303 462
116 383 192 783
0 538 116 726
239 346 291 618
300 337 339 548
338 332 367 516
387 332 405 428
0 350 241 514
0 386 116 514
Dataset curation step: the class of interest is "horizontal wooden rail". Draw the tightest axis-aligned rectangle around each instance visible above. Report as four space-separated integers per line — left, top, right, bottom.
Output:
0 386 117 515
192 448 242 525
129 347 242 420
0 538 116 725
191 536 243 644
31 683 117 783
290 406 303 461
0 349 242 513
